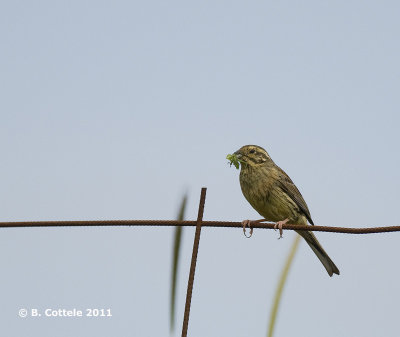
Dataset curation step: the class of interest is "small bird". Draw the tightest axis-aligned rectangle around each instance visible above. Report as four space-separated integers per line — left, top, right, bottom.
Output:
234 145 340 276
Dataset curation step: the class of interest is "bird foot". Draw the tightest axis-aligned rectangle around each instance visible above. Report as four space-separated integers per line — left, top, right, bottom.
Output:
241 219 268 238
242 220 253 238
274 218 289 239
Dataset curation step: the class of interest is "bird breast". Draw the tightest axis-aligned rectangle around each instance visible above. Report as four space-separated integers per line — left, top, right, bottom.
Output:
239 165 301 223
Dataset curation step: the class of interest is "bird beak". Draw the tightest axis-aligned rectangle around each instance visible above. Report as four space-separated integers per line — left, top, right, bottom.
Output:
234 150 243 159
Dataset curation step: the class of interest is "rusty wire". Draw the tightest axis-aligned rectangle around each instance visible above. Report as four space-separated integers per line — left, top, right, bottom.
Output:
0 219 400 234
181 187 206 337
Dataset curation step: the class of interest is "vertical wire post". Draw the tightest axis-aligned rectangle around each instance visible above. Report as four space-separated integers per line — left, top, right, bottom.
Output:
181 187 207 337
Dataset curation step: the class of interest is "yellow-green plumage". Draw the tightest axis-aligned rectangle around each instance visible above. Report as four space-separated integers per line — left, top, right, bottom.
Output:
234 145 339 276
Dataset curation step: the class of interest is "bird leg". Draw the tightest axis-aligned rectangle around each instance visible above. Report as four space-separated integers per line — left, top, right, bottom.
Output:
241 219 268 238
274 218 289 239
242 220 253 238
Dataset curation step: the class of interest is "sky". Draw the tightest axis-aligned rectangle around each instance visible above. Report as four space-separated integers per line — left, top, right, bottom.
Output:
1 1 400 336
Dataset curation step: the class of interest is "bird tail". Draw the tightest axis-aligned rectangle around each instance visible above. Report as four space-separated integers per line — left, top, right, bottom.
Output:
297 230 340 277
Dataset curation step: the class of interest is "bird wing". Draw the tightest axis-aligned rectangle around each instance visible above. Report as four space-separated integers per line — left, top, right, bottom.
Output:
275 166 314 225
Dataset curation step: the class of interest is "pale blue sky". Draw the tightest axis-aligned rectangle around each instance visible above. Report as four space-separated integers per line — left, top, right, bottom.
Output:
1 1 400 336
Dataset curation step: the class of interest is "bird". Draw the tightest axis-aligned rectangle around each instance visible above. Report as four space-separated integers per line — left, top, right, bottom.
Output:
233 144 340 276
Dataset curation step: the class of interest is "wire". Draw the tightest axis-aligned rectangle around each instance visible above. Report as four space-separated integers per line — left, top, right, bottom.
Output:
0 219 399 234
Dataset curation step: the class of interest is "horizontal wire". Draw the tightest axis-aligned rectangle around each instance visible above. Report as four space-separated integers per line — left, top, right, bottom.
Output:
0 219 399 234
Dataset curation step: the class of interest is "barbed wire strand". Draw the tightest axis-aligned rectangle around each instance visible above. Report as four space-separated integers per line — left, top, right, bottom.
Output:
1 219 399 234
181 187 206 337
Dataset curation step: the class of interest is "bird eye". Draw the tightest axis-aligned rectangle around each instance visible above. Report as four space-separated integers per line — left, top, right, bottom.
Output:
249 149 255 154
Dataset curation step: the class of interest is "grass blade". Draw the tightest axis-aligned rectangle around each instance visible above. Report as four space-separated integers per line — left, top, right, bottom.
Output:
267 234 301 337
170 194 188 333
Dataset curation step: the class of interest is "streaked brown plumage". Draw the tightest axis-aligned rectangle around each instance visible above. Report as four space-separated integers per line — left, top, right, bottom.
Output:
234 145 340 277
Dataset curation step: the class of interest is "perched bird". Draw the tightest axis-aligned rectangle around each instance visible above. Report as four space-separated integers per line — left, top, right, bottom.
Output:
234 144 340 277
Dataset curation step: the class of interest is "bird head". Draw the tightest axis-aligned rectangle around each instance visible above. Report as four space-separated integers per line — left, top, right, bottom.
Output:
234 145 271 167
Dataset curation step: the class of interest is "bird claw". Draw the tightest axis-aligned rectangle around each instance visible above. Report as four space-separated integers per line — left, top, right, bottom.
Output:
274 219 289 239
242 220 253 238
